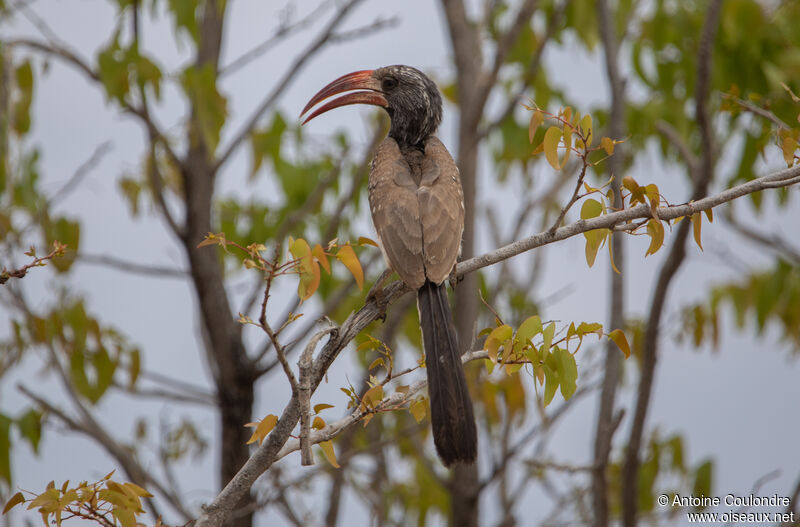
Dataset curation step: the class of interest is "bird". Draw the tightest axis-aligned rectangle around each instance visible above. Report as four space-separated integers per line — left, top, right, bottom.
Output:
301 65 477 466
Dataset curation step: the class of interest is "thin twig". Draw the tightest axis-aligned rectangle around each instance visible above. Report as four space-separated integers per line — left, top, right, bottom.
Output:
214 0 367 171
194 159 800 527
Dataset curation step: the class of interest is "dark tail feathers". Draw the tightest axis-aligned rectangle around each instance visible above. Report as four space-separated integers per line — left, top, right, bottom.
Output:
417 280 477 466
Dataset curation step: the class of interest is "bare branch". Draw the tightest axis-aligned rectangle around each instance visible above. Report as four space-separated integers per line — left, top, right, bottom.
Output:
77 253 189 278
48 142 113 204
214 0 367 171
458 163 800 278
298 324 336 465
592 0 627 523
8 38 183 169
479 0 569 139
218 4 326 78
655 119 698 171
193 158 799 527
622 2 722 524
722 93 792 131
723 210 800 264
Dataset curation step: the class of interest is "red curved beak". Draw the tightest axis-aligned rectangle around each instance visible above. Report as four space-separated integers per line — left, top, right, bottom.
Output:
300 70 387 124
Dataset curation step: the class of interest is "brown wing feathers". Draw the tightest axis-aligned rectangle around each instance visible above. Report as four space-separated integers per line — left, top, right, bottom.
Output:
368 136 476 466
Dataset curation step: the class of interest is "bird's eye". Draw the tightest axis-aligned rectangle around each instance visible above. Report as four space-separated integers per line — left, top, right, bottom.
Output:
381 77 398 91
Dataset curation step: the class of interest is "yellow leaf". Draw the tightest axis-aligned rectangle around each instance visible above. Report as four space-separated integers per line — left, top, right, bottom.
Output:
336 244 364 290
645 219 664 257
528 109 544 143
196 232 226 249
122 483 153 498
245 414 278 446
781 136 797 166
542 322 555 352
608 329 631 358
409 398 427 423
484 324 513 362
312 244 330 274
312 416 326 429
368 357 385 371
319 440 340 468
704 208 713 222
608 232 621 274
622 175 638 193
534 364 544 385
580 198 603 220
601 136 614 155
314 403 334 413
543 126 563 170
3 492 25 514
357 236 379 247
584 230 607 268
362 384 384 408
289 238 320 300
691 212 703 251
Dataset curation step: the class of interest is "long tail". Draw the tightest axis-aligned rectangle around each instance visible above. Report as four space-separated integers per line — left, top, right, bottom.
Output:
417 280 477 466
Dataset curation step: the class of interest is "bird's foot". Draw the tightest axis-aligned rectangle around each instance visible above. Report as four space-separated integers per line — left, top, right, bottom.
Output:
448 267 462 291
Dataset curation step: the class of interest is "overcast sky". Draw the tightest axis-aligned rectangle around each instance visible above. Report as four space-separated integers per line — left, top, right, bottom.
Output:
2 1 799 526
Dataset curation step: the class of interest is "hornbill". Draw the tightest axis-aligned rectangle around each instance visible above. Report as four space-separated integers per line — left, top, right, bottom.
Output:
301 65 477 466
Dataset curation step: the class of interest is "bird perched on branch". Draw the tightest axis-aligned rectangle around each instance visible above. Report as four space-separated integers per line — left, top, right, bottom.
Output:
301 65 477 466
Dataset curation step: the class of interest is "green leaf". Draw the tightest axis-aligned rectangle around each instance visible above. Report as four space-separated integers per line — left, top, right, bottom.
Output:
581 199 607 267
44 217 80 273
16 409 42 454
249 112 287 178
556 348 578 400
516 315 542 345
97 37 130 104
542 322 555 351
0 414 11 485
167 0 199 42
528 109 545 143
543 126 563 170
542 364 558 406
13 61 34 135
181 64 227 151
692 460 713 507
580 114 593 147
580 198 603 220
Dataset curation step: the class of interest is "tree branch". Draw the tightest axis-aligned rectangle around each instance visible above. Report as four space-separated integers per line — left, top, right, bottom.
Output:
592 0 627 524
213 0 366 171
622 2 722 524
193 157 799 527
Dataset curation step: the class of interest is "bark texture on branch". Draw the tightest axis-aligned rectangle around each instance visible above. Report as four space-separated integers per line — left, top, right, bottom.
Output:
193 158 800 526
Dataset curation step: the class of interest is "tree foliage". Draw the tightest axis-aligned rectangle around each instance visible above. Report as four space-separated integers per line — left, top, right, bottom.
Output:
1 0 799 526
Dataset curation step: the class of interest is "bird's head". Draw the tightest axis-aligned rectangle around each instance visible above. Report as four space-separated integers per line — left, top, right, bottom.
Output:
301 65 443 148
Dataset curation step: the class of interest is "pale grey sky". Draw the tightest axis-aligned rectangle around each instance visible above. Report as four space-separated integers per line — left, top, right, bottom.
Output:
2 1 799 526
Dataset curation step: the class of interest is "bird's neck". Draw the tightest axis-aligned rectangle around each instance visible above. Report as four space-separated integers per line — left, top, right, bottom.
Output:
387 108 439 148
